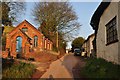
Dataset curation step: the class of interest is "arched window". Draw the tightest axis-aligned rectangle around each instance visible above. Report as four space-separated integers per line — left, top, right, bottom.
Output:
34 36 38 47
16 36 22 52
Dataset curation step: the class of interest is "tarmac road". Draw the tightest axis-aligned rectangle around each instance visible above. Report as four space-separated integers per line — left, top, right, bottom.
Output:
41 53 86 79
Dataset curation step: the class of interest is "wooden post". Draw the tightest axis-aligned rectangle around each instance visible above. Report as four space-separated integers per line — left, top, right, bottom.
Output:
56 31 58 48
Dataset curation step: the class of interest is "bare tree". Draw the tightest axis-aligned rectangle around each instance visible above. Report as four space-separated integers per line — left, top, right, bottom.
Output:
32 2 81 42
1 0 26 25
1 2 10 25
7 1 26 23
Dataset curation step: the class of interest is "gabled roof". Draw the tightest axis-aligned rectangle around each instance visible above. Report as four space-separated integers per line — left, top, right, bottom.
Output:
83 33 95 43
87 33 95 41
90 2 110 30
9 20 43 36
24 20 43 36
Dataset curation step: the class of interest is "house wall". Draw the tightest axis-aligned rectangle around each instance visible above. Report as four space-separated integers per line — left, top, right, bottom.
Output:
86 35 95 57
86 40 90 57
97 2 119 64
89 35 95 56
82 34 94 57
82 42 87 53
118 1 120 64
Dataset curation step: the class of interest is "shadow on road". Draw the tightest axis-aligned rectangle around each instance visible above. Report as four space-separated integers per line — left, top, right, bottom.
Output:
60 54 86 79
47 75 54 80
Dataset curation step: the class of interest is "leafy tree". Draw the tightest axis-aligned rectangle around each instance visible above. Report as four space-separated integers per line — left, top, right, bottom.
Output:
3 25 14 34
2 26 15 51
71 37 85 52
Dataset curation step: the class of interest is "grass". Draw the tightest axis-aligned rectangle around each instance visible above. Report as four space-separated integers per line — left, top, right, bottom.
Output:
81 57 120 79
2 58 35 78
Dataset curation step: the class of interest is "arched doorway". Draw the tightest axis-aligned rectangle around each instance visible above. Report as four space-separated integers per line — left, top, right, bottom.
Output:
16 36 22 53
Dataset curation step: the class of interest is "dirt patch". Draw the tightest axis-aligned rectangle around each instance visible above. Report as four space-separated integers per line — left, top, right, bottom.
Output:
33 51 58 62
15 51 64 78
31 62 53 79
30 51 60 79
31 62 50 79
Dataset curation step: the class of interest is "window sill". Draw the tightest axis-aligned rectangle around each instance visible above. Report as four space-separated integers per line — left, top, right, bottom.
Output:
106 39 119 46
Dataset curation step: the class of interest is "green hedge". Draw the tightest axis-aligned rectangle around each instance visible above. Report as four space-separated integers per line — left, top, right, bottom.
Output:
81 58 120 78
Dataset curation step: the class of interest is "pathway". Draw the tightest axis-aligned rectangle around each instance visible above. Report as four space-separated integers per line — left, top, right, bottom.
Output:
41 53 86 79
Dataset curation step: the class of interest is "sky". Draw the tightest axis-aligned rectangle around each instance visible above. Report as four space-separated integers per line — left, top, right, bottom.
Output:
70 2 100 39
18 1 102 49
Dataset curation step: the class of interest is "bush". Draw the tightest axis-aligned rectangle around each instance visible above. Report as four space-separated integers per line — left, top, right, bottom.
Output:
2 60 35 78
53 46 58 52
81 58 120 78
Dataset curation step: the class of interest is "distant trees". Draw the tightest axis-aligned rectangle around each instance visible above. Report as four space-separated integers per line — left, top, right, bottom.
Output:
32 2 80 51
71 37 85 52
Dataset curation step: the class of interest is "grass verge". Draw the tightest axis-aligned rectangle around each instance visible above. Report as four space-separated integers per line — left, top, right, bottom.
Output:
81 57 120 79
2 58 35 78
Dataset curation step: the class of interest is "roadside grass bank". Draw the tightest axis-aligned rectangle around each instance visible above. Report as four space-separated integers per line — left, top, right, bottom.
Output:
2 58 35 78
2 51 65 78
81 57 120 79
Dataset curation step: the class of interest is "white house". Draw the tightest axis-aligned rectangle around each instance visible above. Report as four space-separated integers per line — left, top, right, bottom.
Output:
90 1 120 64
82 33 95 57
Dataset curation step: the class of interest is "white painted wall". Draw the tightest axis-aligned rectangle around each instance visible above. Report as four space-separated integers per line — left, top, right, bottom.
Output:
97 2 119 64
118 1 120 64
82 34 95 57
87 35 95 57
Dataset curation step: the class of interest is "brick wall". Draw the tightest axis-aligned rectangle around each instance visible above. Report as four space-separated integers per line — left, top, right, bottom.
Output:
4 20 53 59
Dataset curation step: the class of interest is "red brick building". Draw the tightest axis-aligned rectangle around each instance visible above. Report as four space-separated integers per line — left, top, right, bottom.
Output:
3 20 53 58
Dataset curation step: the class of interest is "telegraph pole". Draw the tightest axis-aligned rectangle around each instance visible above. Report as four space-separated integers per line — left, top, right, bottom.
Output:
56 26 60 55
56 26 58 49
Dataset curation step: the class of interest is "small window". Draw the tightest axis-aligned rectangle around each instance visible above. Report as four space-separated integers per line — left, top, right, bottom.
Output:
106 16 118 45
34 36 38 47
22 27 28 32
